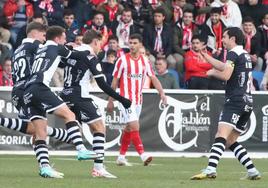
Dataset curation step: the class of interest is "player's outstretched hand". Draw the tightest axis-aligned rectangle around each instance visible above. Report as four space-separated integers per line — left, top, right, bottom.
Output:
121 98 132 109
160 93 167 106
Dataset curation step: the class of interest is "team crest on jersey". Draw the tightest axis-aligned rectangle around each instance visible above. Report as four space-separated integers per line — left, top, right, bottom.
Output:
226 60 235 67
96 63 102 72
80 111 89 121
41 103 51 110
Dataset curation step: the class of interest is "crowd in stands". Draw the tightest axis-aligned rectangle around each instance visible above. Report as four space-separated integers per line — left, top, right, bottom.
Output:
0 0 268 90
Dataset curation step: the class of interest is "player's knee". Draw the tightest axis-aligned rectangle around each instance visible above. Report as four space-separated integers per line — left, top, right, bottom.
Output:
65 111 76 121
215 129 228 139
90 121 105 133
26 122 35 135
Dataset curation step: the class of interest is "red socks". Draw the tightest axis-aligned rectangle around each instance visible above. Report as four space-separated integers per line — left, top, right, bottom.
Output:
119 131 145 155
131 131 144 155
119 131 131 155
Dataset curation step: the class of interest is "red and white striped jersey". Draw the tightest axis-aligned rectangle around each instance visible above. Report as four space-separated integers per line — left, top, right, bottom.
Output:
113 53 155 104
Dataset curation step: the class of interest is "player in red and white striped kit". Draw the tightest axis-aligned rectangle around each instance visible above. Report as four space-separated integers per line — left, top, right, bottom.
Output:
107 34 167 166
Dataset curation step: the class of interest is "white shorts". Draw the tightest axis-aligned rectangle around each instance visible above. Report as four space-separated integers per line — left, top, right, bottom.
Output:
118 103 142 123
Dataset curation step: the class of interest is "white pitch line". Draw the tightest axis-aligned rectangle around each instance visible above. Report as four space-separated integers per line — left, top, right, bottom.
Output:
176 171 268 174
53 157 162 166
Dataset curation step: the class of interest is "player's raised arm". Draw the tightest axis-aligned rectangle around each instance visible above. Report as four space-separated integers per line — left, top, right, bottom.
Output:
86 55 131 109
200 51 234 81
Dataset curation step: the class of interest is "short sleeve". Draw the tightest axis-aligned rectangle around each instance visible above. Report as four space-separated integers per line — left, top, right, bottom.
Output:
226 51 237 67
112 58 123 78
85 55 104 78
57 45 72 58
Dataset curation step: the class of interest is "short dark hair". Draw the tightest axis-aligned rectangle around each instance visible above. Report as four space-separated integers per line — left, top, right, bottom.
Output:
26 22 47 35
210 7 222 14
123 7 132 14
107 49 117 57
153 7 166 17
82 29 102 44
129 33 143 42
183 9 193 15
156 57 167 63
262 12 268 19
93 11 104 18
46 26 65 41
63 9 74 17
108 35 118 42
223 27 244 45
191 34 207 44
242 16 254 24
32 12 44 19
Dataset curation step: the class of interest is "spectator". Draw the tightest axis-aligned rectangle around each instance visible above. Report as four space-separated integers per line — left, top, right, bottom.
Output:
239 0 268 27
170 0 194 23
82 11 113 49
74 34 83 46
0 16 11 44
64 0 94 29
211 0 242 27
260 67 268 90
139 45 152 88
193 0 210 26
62 9 79 43
258 13 268 71
101 49 117 85
96 0 124 25
3 0 34 45
154 57 180 89
33 0 64 26
201 7 227 61
111 8 140 51
143 7 173 69
99 35 125 62
0 58 13 86
0 33 12 65
184 35 213 89
123 0 151 32
147 0 172 22
173 9 199 73
15 12 47 49
262 0 268 5
242 16 262 71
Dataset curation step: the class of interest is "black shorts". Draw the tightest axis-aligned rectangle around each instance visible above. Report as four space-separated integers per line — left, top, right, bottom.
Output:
61 94 102 124
12 87 30 121
24 83 65 120
219 98 253 133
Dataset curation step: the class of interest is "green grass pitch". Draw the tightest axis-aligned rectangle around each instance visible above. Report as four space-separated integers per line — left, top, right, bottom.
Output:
0 155 267 188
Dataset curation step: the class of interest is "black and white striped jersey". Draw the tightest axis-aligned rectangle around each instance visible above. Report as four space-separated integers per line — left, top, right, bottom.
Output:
62 44 105 98
25 40 73 87
11 38 40 88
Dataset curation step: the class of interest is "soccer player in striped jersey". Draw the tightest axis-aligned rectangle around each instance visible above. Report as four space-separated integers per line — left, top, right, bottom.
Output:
60 30 131 178
191 27 261 180
107 34 167 166
23 26 97 178
1 22 71 144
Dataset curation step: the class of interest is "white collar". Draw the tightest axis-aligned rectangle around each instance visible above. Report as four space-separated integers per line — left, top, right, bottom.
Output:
230 45 243 51
76 43 96 56
22 38 35 44
44 40 58 46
